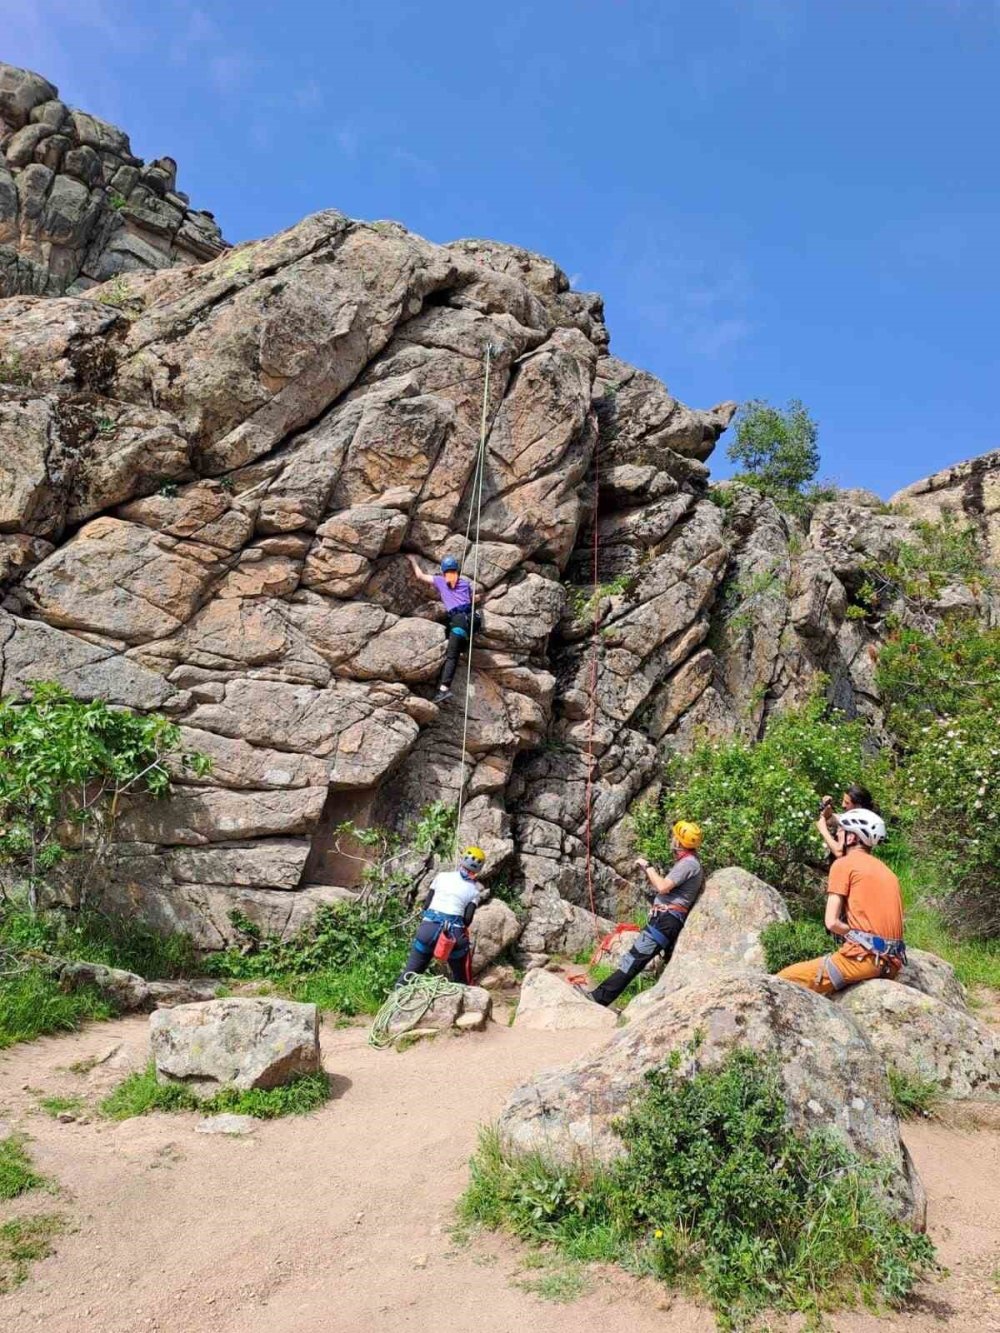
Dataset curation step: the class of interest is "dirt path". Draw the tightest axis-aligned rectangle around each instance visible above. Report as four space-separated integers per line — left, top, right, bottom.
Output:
1 1013 999 1333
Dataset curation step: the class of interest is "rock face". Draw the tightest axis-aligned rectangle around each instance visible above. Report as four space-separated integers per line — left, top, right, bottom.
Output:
149 997 320 1096
469 898 522 975
513 967 619 1031
0 62 225 295
498 971 925 1227
837 981 1000 1100
891 447 1000 568
626 866 790 1014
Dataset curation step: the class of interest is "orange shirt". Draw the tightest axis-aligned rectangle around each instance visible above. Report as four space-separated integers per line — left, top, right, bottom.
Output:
829 848 904 957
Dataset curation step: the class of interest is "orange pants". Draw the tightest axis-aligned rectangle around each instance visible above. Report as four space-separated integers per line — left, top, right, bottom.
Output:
778 948 887 995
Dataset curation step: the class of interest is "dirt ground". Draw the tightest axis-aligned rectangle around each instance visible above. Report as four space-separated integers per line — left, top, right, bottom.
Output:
1 1011 999 1333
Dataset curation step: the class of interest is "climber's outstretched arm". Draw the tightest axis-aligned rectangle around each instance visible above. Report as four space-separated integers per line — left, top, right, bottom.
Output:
406 552 437 589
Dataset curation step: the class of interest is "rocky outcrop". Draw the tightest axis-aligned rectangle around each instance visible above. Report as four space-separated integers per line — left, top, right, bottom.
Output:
0 62 225 296
892 447 1000 569
149 997 320 1096
837 982 1000 1100
513 967 618 1030
497 971 925 1226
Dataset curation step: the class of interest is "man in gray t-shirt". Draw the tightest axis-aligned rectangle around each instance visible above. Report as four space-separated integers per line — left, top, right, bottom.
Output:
589 821 705 1007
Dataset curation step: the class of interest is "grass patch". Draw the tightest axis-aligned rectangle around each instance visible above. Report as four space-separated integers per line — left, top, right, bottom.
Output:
514 1252 592 1302
0 901 197 980
0 1214 66 1292
460 1047 935 1327
37 1095 86 1118
99 1064 330 1122
0 967 114 1051
0 1135 47 1200
760 919 831 975
887 1068 942 1121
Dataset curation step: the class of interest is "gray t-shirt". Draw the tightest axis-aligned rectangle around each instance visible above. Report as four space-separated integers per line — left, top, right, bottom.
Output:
652 854 705 920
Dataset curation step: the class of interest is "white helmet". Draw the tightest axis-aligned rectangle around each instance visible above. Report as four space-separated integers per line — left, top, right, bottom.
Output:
839 809 886 848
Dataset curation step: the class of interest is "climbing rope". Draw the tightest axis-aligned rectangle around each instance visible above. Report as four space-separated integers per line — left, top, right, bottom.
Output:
453 342 494 852
368 973 467 1049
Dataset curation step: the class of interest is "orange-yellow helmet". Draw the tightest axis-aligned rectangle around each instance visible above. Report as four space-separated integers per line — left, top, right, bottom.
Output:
672 820 703 851
460 845 486 872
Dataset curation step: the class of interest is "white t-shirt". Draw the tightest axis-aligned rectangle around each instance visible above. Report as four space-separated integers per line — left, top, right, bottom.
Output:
428 870 480 918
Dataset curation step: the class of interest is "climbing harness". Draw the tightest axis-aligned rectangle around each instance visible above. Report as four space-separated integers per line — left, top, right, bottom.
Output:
368 973 467 1049
452 342 494 852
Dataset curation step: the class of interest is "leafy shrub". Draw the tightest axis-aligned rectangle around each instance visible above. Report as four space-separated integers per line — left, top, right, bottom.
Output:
461 1048 935 1326
99 1064 330 1121
0 898 196 979
633 697 878 898
877 622 1000 936
0 682 209 908
205 897 412 1017
759 919 832 974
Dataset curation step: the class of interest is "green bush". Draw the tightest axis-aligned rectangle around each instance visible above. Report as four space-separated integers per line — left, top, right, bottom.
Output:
759 919 832 974
461 1048 934 1326
0 898 196 980
99 1064 330 1121
0 681 209 906
877 621 1000 936
633 697 878 898
887 1069 941 1121
205 897 412 1017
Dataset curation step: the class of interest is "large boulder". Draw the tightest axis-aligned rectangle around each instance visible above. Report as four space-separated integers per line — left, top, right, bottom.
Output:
836 981 1000 1100
149 997 320 1097
58 960 149 1012
513 967 619 1031
897 949 969 1012
469 898 522 975
498 971 925 1227
625 866 790 1016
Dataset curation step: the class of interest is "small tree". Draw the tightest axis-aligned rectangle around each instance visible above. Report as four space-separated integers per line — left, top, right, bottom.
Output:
727 399 821 506
0 682 209 910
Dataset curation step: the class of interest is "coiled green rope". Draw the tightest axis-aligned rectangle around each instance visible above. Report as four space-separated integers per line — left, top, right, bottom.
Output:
368 973 466 1049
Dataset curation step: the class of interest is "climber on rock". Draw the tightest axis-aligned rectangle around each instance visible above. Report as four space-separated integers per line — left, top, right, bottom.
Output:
778 809 906 994
394 845 485 987
587 821 705 1007
406 553 481 704
816 784 878 860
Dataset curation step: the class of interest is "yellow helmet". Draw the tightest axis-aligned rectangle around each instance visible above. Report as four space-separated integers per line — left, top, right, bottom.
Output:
672 820 703 851
460 845 486 871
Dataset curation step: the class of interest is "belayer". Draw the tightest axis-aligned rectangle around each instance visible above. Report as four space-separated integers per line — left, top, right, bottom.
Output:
587 821 705 1006
407 553 481 704
395 845 485 986
778 809 906 993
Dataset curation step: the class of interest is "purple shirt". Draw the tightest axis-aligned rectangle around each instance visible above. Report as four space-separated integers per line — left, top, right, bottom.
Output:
432 574 473 613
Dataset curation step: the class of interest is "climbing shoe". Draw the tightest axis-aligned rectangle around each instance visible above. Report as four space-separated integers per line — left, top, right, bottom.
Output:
434 686 453 704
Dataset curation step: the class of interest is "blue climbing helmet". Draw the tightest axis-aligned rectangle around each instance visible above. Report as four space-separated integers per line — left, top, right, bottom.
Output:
440 555 460 573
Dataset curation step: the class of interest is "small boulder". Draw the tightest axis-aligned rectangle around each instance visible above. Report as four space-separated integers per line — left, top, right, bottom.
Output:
59 960 150 1012
470 899 522 975
513 968 619 1031
195 1114 257 1136
896 949 969 1012
150 998 320 1098
147 978 219 1008
836 981 1000 1100
626 866 790 1015
499 971 924 1227
384 984 492 1040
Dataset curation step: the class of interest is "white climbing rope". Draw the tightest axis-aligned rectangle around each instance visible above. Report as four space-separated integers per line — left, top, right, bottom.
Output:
368 973 466 1049
453 342 493 852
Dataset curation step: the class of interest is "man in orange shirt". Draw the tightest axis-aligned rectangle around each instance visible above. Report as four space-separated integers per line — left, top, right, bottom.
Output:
778 810 906 994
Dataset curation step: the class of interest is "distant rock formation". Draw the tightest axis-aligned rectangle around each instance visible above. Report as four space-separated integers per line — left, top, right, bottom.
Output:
0 62 225 296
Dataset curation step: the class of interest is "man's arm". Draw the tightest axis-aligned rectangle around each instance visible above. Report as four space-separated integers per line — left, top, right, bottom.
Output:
824 891 849 937
406 553 437 589
635 857 675 898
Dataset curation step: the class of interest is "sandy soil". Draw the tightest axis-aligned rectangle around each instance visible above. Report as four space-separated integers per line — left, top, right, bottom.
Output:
1 1012 998 1333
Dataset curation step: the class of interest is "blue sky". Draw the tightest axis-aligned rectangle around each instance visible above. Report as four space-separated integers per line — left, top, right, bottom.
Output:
4 0 998 495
